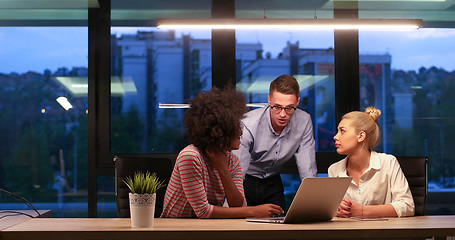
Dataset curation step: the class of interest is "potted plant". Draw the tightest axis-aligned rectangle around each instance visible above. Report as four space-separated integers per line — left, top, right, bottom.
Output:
123 171 165 227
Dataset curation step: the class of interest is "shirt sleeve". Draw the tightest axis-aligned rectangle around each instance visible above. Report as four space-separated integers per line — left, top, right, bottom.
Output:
388 157 415 217
231 124 254 179
176 153 214 218
294 117 317 179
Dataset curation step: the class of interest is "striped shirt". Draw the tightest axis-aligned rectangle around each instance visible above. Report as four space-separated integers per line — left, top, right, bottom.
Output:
160 145 245 218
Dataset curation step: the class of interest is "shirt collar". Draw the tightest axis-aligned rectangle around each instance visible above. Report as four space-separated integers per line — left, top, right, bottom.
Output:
338 158 350 177
368 151 381 170
339 151 381 176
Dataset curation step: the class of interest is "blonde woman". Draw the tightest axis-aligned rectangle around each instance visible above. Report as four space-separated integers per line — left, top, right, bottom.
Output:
328 107 414 218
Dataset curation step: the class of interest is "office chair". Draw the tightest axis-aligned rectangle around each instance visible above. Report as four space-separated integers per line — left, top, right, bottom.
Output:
114 155 174 218
396 156 428 216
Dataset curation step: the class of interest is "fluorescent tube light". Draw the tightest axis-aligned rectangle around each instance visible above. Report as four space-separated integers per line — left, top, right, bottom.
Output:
158 103 268 109
56 96 73 111
158 103 191 109
157 18 423 30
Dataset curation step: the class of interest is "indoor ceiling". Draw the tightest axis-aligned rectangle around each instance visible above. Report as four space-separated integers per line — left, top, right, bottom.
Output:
0 0 454 28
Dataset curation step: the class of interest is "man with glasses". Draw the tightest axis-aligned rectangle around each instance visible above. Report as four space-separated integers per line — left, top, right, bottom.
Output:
232 74 316 210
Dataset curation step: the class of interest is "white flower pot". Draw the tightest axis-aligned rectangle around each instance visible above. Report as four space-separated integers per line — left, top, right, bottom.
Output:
129 193 156 228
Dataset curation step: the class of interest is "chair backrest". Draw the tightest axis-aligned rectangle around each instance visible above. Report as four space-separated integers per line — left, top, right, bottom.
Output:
114 155 174 218
396 156 428 216
280 154 428 216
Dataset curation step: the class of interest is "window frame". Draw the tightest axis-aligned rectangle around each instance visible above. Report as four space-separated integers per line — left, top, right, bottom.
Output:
87 0 363 217
84 0 455 216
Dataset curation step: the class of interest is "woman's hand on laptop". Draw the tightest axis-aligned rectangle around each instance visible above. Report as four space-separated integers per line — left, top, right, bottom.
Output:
249 204 284 218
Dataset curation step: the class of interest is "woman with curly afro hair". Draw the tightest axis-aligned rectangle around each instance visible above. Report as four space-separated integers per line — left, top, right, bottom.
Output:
161 88 283 218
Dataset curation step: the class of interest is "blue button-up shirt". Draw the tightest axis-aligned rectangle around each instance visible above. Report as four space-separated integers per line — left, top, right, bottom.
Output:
231 106 317 180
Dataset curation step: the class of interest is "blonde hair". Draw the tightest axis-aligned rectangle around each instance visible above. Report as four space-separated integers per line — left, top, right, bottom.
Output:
342 106 381 149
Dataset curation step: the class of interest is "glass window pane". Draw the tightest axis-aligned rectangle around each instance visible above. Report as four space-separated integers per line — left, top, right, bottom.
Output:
235 30 335 210
236 30 336 152
0 27 88 217
97 176 116 217
235 0 333 19
111 0 211 23
110 28 212 153
359 28 455 214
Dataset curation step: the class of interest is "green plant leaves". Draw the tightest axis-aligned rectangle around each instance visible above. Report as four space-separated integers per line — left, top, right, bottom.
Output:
123 171 166 194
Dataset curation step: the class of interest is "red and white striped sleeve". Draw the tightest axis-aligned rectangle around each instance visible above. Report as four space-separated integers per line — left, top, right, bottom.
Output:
177 149 214 218
228 152 247 207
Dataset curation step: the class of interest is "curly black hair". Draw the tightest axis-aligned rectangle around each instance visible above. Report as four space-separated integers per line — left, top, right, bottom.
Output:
184 88 247 153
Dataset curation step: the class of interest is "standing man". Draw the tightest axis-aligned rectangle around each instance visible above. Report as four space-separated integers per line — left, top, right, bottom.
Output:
232 74 317 210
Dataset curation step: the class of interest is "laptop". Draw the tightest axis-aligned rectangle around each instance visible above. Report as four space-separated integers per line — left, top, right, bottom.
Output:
246 177 352 224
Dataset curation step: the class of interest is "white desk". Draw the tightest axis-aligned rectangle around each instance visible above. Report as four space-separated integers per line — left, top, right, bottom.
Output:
0 210 51 231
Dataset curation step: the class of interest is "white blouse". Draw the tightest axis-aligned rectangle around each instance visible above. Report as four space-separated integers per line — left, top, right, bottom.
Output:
328 151 415 217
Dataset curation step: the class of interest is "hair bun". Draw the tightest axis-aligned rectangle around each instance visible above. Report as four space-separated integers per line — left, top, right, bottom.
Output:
364 106 381 122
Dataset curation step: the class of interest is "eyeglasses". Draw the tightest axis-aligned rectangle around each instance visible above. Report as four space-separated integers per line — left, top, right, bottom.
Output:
270 105 297 115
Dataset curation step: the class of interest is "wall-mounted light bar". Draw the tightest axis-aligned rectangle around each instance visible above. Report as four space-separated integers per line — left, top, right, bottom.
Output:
157 18 423 30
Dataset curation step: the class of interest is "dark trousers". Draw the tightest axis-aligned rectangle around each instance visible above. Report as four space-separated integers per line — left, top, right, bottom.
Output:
243 174 285 210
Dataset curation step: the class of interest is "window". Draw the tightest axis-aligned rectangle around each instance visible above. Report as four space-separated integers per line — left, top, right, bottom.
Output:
110 28 212 154
110 0 212 154
236 30 336 152
235 30 335 209
0 27 88 217
359 28 455 214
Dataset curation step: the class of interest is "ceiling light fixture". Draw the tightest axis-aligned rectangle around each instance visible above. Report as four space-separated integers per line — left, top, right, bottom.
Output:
157 18 423 30
56 96 73 111
158 103 268 109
